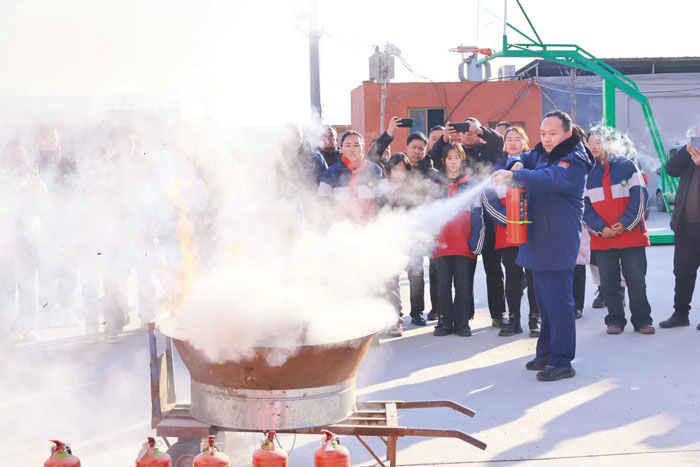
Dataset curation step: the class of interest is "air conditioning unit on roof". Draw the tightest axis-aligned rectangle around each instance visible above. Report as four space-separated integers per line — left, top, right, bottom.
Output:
499 65 516 79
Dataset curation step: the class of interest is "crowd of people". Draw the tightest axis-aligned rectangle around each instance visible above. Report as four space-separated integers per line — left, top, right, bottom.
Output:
286 111 700 382
3 111 699 383
0 121 213 347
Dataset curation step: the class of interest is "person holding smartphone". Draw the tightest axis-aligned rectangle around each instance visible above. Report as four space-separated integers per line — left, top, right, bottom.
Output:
366 116 405 169
659 126 700 330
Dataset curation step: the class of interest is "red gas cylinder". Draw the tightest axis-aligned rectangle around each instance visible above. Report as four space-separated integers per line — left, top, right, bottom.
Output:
505 188 529 244
193 436 229 467
252 431 288 467
45 440 81 467
136 437 172 467
314 430 350 467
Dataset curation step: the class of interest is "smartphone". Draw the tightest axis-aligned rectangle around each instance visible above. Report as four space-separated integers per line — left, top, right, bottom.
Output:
397 118 413 128
691 136 700 149
451 122 471 133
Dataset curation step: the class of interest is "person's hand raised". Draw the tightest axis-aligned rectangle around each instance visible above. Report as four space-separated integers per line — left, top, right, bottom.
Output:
467 121 483 137
386 116 401 137
443 122 456 142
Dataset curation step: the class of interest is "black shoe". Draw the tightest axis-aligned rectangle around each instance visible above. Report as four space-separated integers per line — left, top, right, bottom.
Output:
574 309 583 319
525 355 549 371
659 313 690 328
528 317 540 337
427 310 438 321
492 318 507 329
697 323 700 331
411 316 427 326
499 320 523 337
454 325 472 337
536 365 575 381
433 327 452 336
592 287 606 308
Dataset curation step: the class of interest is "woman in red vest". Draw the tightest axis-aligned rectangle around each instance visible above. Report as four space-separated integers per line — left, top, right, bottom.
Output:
431 143 484 337
583 126 654 335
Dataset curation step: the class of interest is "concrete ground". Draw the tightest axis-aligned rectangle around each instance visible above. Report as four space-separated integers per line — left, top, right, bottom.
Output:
2 210 699 466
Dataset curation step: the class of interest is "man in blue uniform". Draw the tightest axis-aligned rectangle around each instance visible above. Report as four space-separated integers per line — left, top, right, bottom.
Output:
492 111 595 381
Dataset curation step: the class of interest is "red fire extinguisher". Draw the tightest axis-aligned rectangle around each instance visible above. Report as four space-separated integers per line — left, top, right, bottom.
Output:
314 430 350 467
505 188 529 244
252 431 288 467
45 440 81 467
136 437 172 467
193 436 229 467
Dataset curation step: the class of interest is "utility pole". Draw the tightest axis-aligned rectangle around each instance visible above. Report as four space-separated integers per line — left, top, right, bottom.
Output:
369 44 398 133
569 67 578 122
308 0 322 122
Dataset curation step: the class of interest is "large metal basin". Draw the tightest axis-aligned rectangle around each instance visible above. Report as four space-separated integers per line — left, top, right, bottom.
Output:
168 331 376 430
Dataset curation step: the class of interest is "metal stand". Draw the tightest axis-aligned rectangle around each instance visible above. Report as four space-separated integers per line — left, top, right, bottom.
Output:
148 324 487 466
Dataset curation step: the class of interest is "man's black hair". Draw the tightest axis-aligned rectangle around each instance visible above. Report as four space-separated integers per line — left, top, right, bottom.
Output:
406 132 428 146
543 110 573 132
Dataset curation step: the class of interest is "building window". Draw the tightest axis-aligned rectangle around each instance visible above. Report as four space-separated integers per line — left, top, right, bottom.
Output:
408 108 445 135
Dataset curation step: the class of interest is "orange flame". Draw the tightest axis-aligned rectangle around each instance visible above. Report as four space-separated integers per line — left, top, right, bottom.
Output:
166 176 199 314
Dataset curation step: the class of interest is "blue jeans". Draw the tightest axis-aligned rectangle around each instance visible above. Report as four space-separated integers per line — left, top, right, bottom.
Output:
596 247 652 330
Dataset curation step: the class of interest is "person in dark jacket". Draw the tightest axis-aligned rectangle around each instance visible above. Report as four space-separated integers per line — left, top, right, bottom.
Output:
402 132 439 326
428 125 445 152
276 123 327 224
583 126 654 335
315 125 343 167
659 127 700 330
492 110 595 382
365 116 404 170
280 123 327 193
382 153 414 337
432 118 507 328
432 143 485 337
483 126 541 337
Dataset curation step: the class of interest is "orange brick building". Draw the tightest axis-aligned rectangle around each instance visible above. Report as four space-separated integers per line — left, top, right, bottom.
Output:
351 80 542 153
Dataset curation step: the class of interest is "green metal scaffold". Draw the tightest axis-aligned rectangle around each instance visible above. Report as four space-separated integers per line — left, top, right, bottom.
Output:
476 0 677 244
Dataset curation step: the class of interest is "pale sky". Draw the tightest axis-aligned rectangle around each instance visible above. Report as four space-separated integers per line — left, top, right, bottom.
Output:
0 0 698 125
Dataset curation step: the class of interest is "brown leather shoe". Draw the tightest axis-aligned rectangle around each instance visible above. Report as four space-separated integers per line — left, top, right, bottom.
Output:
636 325 656 335
606 325 623 335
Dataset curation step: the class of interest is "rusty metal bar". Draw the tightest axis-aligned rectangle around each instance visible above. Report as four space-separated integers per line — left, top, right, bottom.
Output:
398 428 487 451
396 400 476 418
356 435 386 467
388 436 397 467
